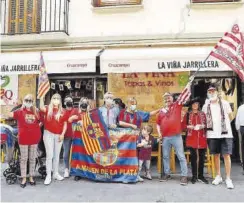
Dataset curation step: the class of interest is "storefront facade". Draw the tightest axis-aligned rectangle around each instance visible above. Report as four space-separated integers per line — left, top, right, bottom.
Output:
1 45 243 160
100 45 242 160
0 49 108 115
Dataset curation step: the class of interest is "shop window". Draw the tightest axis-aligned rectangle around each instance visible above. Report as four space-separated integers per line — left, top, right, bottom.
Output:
191 0 241 3
8 0 41 34
96 78 107 107
92 0 142 7
48 78 107 109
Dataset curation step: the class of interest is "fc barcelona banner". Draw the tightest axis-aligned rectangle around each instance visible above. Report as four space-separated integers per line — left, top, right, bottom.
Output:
70 109 139 183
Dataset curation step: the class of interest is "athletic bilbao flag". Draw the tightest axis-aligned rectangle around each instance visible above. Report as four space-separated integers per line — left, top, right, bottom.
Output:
210 24 244 81
37 52 50 99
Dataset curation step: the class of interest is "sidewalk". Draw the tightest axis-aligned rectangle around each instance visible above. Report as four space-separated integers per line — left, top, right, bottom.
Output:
1 161 244 202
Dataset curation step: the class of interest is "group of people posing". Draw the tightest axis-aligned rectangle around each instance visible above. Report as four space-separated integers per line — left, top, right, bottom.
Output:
7 79 244 190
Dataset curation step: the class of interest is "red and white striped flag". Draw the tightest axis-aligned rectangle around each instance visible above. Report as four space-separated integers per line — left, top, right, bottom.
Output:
210 24 244 81
177 83 192 105
37 53 50 99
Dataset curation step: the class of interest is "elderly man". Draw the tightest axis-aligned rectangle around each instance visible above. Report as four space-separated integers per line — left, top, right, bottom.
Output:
156 80 192 186
235 102 244 175
98 92 120 129
118 97 159 129
202 84 234 189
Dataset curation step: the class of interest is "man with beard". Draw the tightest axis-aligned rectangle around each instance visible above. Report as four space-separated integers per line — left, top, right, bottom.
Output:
202 84 234 189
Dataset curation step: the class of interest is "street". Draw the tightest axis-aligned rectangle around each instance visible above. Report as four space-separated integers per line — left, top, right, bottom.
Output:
1 161 244 202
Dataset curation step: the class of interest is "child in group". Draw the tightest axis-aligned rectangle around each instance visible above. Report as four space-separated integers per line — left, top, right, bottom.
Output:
137 124 154 182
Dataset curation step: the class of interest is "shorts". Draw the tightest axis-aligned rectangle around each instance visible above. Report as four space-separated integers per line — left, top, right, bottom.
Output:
207 138 233 155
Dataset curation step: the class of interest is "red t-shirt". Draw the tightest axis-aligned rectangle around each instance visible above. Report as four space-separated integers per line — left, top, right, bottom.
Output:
65 108 78 138
156 103 183 137
44 106 67 135
13 108 41 145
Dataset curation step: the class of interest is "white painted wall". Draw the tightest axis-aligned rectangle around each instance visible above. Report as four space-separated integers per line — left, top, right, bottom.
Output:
1 0 244 46
68 0 244 39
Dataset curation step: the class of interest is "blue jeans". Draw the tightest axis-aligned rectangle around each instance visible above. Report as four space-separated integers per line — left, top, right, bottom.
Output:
162 134 188 177
63 137 72 169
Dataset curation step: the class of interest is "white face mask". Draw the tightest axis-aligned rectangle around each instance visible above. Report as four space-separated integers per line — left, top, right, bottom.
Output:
130 105 137 111
208 93 218 101
105 98 113 105
23 102 33 108
53 99 60 106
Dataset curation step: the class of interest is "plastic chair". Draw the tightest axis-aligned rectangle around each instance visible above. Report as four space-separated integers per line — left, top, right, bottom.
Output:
151 134 161 173
170 147 216 178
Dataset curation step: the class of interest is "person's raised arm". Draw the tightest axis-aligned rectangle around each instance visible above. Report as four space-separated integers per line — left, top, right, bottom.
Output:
39 97 46 113
119 121 137 129
149 109 160 116
176 76 194 105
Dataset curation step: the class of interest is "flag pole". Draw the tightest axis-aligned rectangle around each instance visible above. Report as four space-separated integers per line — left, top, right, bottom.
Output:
190 52 212 80
190 19 239 81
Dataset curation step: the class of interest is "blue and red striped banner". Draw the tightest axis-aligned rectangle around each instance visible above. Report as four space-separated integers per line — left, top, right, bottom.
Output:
70 109 139 183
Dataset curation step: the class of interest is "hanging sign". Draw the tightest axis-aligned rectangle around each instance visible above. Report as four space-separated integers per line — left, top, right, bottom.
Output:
59 84 64 91
51 83 56 90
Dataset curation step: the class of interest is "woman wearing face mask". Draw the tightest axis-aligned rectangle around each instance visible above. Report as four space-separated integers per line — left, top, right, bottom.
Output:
98 92 120 129
40 93 67 185
63 95 77 178
68 97 90 181
118 97 159 129
8 94 41 188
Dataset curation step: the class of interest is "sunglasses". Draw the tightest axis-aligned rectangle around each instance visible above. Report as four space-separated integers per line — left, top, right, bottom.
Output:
24 99 33 103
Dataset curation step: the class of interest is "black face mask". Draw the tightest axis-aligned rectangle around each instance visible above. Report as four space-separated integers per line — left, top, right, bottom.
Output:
80 103 88 110
66 102 73 108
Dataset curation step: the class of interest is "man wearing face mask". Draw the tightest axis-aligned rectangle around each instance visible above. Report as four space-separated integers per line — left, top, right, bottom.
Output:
63 95 77 178
118 97 159 129
202 84 234 189
98 92 120 129
156 78 193 186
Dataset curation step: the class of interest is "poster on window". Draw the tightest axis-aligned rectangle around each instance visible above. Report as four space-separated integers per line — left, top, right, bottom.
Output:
108 72 190 131
0 75 18 105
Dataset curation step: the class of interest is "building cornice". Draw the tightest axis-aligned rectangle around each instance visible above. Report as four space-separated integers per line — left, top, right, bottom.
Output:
1 33 222 53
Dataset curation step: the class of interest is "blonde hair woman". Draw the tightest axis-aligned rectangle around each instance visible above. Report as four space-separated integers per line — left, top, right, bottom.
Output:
40 93 67 185
8 94 41 188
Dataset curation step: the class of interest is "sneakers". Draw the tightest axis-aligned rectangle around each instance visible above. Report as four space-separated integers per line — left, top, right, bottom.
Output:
53 173 64 181
226 178 234 189
180 176 188 186
64 169 69 178
44 174 52 185
191 177 197 184
198 176 209 184
159 174 171 182
137 176 144 182
145 172 152 180
212 175 223 185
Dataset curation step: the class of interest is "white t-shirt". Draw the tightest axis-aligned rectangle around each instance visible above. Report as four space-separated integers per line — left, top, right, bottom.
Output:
202 99 233 139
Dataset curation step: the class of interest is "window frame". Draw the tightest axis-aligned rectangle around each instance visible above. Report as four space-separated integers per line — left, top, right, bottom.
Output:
191 0 241 3
92 0 142 7
8 0 41 34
